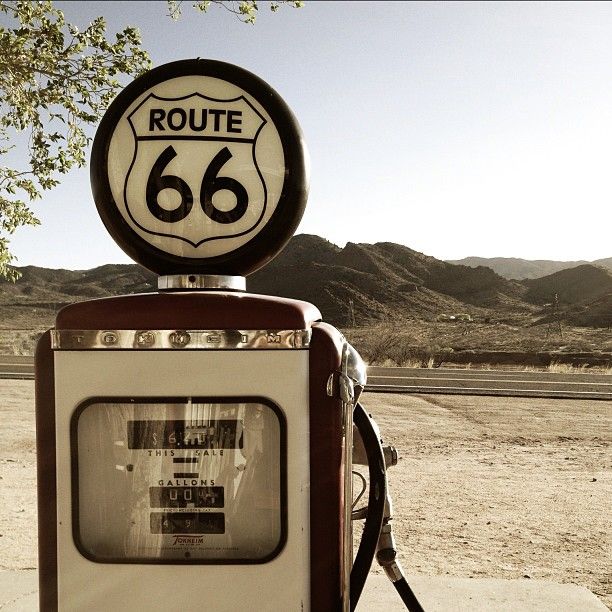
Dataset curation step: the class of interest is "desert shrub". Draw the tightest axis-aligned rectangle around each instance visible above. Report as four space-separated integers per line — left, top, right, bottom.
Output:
349 324 447 367
0 330 44 355
547 361 589 373
356 325 402 364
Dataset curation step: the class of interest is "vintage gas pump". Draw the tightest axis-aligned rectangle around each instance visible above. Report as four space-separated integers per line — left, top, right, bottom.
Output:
35 59 423 612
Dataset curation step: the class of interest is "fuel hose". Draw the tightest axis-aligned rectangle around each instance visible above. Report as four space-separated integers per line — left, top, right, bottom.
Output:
391 577 425 612
350 402 386 610
351 402 426 612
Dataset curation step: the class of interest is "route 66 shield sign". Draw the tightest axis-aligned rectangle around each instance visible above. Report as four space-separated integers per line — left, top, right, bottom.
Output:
91 60 308 276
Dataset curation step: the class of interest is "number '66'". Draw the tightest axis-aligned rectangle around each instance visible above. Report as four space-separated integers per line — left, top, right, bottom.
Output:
145 145 248 224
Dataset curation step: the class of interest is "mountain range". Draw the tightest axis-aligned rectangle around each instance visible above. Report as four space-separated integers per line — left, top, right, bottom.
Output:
1 235 611 330
448 256 612 280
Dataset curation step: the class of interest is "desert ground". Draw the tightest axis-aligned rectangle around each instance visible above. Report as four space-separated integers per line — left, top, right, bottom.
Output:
0 380 610 608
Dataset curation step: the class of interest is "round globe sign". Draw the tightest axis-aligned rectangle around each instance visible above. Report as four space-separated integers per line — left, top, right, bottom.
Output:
91 59 309 276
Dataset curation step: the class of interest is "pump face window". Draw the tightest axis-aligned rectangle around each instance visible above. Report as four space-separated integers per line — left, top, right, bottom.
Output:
71 397 286 563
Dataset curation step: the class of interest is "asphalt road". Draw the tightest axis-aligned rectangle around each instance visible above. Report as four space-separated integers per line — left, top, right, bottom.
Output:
1 356 611 400
0 355 35 380
367 366 612 400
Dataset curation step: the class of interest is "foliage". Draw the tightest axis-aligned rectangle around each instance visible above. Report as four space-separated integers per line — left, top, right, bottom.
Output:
167 0 304 24
0 0 303 281
0 1 151 280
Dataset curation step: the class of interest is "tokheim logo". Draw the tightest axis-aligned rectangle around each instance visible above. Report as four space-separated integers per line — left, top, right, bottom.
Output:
124 92 267 247
173 535 204 546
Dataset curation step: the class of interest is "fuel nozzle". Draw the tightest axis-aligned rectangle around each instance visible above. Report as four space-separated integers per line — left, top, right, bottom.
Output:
374 478 406 584
374 445 426 612
374 443 403 582
353 429 403 579
376 522 403 582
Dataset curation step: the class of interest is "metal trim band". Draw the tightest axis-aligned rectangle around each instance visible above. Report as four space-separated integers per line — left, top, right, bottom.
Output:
157 275 246 291
50 329 311 350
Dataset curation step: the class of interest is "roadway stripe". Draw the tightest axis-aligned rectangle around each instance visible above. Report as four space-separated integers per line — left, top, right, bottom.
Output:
0 372 34 380
365 385 612 401
368 368 612 381
368 375 612 387
0 362 34 367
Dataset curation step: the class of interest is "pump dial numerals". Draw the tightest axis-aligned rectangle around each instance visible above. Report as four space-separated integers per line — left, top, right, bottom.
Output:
150 511 225 534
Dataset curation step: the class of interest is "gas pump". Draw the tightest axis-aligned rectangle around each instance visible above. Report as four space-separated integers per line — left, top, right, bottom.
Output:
35 59 424 611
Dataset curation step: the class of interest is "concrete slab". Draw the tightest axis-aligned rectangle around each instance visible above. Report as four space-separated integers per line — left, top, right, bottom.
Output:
0 570 608 611
0 570 37 612
357 574 610 612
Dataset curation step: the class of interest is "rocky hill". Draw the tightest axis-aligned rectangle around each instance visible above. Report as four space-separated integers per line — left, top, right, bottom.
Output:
247 236 529 325
1 235 610 330
0 264 155 333
449 256 612 280
521 265 612 329
556 293 612 328
522 264 612 305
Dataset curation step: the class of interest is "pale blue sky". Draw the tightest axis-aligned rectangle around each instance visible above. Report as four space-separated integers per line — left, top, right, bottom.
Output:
7 1 612 269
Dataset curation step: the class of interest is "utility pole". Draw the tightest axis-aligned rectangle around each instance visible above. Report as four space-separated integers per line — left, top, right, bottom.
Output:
348 298 356 328
545 292 563 340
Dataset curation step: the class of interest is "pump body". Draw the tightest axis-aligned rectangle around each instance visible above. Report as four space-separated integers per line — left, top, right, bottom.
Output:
36 290 356 611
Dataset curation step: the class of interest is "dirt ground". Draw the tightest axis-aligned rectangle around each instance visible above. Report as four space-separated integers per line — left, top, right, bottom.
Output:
357 391 611 609
1 381 610 608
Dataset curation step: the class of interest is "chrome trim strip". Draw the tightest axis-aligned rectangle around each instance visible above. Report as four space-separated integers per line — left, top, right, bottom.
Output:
50 329 311 350
341 341 354 612
157 275 246 291
346 343 367 388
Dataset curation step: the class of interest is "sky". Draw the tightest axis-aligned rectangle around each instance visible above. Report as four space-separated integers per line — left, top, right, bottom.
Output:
6 1 612 269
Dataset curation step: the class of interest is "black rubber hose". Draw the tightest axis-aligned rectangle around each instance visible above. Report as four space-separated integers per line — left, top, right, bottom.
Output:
350 402 386 611
393 576 426 612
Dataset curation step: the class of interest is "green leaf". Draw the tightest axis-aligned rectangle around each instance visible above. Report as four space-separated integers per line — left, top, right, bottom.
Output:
0 0 151 278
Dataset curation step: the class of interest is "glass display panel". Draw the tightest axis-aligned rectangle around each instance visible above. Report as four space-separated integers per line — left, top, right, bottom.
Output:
128 420 241 449
72 398 285 563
